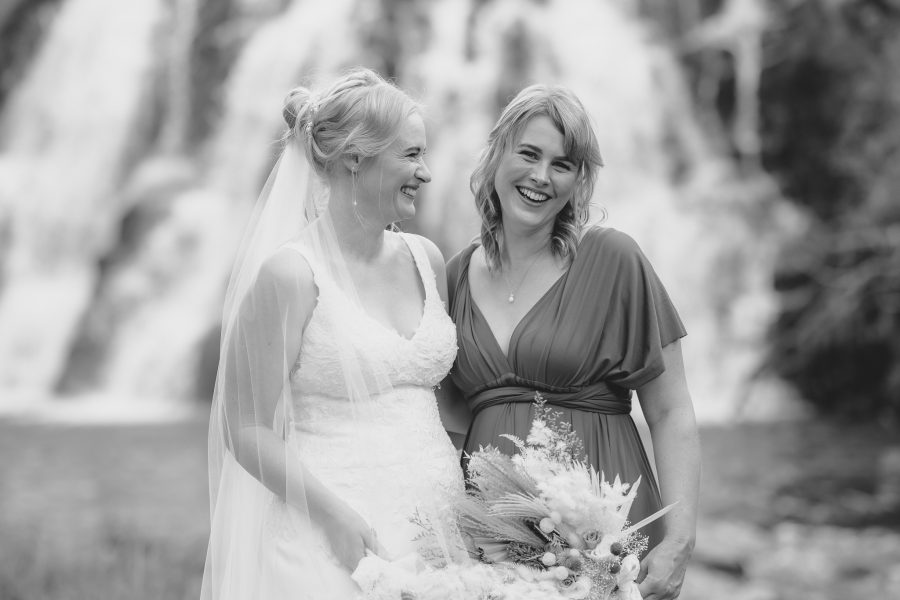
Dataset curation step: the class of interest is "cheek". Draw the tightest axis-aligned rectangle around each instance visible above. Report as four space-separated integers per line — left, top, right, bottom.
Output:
555 174 578 202
492 166 510 195
496 155 525 180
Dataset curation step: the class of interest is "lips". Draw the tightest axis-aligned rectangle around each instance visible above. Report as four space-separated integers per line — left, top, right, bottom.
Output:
401 185 418 199
516 185 550 203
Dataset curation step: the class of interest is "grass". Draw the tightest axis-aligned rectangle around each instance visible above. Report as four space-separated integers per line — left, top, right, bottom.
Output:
0 414 897 599
0 417 209 600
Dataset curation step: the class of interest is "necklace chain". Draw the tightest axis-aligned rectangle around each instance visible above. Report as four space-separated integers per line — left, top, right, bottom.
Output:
500 250 545 303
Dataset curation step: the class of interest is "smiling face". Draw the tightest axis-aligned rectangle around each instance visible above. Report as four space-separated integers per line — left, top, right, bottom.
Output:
356 112 432 224
493 115 578 233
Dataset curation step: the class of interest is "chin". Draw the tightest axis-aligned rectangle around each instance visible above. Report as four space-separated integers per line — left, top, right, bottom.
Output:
393 201 416 222
503 203 557 230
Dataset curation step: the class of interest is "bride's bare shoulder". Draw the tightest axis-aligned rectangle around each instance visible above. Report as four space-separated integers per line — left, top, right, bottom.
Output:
255 247 318 313
261 246 315 282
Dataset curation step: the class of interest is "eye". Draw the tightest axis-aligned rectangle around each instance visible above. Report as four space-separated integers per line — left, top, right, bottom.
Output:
518 149 538 160
554 161 574 172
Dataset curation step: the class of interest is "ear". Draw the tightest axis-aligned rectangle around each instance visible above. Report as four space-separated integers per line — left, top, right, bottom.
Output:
341 153 361 174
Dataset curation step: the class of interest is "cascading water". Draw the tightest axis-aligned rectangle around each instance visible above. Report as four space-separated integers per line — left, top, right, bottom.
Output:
413 0 804 421
0 0 168 400
0 0 802 421
95 0 363 404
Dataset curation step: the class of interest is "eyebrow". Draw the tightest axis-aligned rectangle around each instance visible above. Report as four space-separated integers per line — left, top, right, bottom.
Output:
517 142 574 163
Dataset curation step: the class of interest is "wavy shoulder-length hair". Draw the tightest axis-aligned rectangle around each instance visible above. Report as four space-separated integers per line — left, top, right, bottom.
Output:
470 84 603 271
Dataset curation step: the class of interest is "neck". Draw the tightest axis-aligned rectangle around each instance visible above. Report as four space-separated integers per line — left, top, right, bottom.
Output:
500 221 554 268
325 180 387 262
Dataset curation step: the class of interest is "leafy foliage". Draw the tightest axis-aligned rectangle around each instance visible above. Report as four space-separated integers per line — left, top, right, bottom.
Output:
768 226 900 421
759 0 900 423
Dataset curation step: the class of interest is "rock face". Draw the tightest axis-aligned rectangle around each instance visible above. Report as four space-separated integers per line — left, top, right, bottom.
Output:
878 447 900 504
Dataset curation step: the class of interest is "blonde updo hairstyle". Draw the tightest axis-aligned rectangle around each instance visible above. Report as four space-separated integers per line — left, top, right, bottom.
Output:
470 84 604 272
282 67 421 180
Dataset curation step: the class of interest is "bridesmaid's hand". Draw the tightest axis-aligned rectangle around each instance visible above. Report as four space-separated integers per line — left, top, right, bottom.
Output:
321 503 388 573
636 537 694 600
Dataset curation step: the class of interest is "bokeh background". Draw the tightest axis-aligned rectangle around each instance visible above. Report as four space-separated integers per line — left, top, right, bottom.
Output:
1 0 898 598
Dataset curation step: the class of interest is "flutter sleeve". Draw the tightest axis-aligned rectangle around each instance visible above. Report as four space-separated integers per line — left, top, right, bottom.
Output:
590 229 686 390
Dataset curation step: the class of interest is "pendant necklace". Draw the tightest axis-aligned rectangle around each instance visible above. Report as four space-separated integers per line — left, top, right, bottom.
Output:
501 250 544 303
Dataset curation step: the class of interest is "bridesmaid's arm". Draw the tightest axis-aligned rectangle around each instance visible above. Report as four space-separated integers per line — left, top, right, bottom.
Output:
635 340 701 600
436 375 472 450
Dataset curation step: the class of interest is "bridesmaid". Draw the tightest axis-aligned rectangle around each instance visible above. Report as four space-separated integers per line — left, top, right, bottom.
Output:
443 85 700 600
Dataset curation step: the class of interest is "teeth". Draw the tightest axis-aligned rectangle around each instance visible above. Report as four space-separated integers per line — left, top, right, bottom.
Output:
401 186 417 198
517 186 550 202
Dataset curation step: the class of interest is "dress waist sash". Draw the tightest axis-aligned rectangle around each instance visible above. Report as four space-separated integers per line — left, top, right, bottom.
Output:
468 380 631 418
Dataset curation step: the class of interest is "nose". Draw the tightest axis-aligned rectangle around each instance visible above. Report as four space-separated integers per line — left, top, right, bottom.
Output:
416 159 432 183
530 162 549 186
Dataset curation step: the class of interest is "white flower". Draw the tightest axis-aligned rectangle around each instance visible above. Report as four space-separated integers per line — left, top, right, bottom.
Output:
514 564 537 582
526 421 553 447
562 528 585 550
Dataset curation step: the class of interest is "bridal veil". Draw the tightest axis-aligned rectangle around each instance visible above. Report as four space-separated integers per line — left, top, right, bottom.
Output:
200 135 395 599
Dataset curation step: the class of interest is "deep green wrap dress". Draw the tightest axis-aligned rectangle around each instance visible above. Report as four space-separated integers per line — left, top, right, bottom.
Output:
446 227 687 550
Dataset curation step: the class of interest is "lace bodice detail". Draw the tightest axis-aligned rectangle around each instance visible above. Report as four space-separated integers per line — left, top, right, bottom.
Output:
276 233 464 558
288 233 456 396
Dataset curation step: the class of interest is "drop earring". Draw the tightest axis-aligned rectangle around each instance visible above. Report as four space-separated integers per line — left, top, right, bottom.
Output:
351 166 367 228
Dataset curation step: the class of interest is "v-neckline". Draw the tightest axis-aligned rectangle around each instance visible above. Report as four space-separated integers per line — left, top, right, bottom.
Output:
464 248 569 361
338 233 428 342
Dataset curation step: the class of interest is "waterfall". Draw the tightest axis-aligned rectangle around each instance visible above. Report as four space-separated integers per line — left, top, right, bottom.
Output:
0 0 801 422
411 0 802 420
0 0 168 398
96 0 363 402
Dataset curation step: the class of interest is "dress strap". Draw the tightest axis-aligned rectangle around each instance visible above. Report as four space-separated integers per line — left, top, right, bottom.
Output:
399 233 437 302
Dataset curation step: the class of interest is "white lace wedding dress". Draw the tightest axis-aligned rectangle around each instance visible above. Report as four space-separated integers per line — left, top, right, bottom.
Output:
227 233 465 599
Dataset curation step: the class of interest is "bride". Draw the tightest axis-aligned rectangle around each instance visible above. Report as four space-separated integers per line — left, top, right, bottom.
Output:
200 68 465 599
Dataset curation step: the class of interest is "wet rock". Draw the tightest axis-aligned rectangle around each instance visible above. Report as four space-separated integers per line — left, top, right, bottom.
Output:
687 517 900 599
877 446 900 503
747 523 900 598
693 519 767 574
683 566 777 600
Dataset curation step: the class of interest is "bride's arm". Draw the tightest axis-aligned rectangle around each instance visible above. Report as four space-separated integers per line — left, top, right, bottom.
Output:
223 249 314 504
220 249 383 567
232 428 386 572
